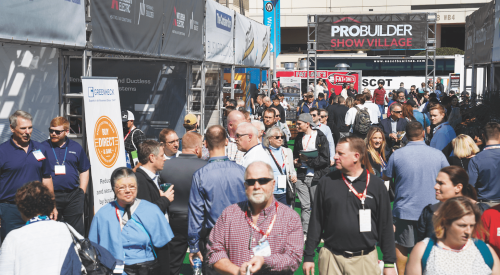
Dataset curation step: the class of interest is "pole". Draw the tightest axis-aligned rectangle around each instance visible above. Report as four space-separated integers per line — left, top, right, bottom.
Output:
272 1 277 83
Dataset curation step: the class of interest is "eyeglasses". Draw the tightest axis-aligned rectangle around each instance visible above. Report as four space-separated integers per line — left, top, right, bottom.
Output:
275 115 280 118
320 115 327 118
311 114 318 117
235 133 250 139
392 111 402 114
116 185 137 192
272 136 285 140
48 128 65 135
245 178 274 186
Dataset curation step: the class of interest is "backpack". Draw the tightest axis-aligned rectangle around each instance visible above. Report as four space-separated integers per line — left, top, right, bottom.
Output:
421 235 494 272
353 106 372 134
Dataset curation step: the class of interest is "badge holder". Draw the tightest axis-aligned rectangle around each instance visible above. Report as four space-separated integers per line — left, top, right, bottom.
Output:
359 200 371 232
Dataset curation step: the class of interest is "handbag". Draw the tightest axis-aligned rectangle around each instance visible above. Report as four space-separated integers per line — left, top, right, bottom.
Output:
267 148 295 204
124 218 161 275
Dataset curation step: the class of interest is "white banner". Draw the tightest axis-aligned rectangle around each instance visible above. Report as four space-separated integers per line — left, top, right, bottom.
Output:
361 76 450 92
235 13 270 67
206 0 234 64
82 77 126 212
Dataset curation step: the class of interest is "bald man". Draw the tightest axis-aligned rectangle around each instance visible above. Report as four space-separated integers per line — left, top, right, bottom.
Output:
236 122 273 168
226 110 247 164
159 132 208 275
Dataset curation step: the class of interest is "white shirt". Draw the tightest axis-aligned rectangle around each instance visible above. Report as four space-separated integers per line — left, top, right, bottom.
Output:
340 89 348 99
314 85 325 99
345 104 373 126
241 144 273 168
301 130 318 176
164 151 181 160
140 166 159 189
363 100 381 124
0 220 74 275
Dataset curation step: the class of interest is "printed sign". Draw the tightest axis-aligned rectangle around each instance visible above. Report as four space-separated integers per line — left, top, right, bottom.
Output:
206 0 234 64
263 0 280 56
82 77 126 212
449 73 460 88
277 70 361 96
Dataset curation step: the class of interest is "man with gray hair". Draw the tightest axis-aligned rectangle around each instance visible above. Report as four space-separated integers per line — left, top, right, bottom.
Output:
251 121 265 143
0 110 57 242
380 102 408 150
207 161 303 275
236 122 272 168
226 110 246 164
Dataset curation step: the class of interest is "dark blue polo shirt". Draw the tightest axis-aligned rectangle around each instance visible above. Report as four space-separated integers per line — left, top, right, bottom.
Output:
468 144 500 200
0 138 52 201
41 138 90 191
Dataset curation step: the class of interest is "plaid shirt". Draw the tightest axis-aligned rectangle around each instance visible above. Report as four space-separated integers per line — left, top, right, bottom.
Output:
207 198 303 274
226 136 244 164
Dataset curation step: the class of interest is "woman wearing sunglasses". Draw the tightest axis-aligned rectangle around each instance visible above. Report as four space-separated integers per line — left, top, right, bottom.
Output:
263 126 297 208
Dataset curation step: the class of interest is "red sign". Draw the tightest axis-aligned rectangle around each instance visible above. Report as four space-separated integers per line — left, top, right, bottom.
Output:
293 70 328 79
277 70 360 96
328 73 356 85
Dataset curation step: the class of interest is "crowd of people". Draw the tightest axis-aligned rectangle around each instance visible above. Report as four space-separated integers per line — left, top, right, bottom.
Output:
0 75 499 275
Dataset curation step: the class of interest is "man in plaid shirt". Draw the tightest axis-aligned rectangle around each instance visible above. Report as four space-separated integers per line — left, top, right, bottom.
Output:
207 161 303 274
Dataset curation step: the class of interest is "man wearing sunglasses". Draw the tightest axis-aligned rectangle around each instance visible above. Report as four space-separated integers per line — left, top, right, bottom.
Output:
293 113 330 239
236 123 273 168
0 110 56 242
122 110 146 168
41 117 90 236
297 92 318 116
207 161 303 275
380 102 408 150
272 97 286 123
271 107 291 145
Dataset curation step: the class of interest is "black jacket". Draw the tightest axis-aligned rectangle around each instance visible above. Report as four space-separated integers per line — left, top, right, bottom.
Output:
293 129 330 181
272 103 286 123
380 117 408 148
135 168 171 214
332 104 350 132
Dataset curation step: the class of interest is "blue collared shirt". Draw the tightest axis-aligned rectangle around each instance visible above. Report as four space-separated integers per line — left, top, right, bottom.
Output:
41 138 90 191
385 141 449 220
0 138 51 201
317 99 328 109
187 156 247 253
430 122 456 151
267 146 286 195
468 145 500 200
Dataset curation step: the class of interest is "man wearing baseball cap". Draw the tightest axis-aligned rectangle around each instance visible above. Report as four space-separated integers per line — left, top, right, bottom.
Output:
183 113 199 133
297 92 318 116
122 110 146 169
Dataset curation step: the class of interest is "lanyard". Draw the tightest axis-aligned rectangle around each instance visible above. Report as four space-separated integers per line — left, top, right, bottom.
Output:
379 154 387 170
303 134 313 150
114 202 128 230
245 202 278 244
26 215 50 225
341 171 370 208
50 141 68 165
269 148 286 171
485 146 500 150
124 126 136 140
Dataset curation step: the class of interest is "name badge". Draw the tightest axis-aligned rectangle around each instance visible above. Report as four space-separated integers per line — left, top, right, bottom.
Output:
277 175 287 189
359 209 371 232
252 240 271 257
55 165 66 175
33 150 46 161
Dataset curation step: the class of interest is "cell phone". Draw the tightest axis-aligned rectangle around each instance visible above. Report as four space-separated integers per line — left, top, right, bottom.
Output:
160 183 172 192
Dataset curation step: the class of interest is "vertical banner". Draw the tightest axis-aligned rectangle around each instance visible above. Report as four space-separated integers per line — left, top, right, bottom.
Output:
493 0 500 62
82 77 127 212
263 0 280 57
205 0 234 64
235 13 257 66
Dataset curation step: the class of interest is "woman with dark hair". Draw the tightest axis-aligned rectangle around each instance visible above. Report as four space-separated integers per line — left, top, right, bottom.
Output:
271 81 279 99
416 166 487 243
402 103 416 122
0 181 78 274
89 167 174 275
408 197 500 275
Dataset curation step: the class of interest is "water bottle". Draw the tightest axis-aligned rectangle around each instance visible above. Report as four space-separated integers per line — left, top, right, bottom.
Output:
193 257 203 275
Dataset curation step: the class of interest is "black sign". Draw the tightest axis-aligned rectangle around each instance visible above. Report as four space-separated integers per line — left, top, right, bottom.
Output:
450 73 460 88
317 14 427 51
70 59 188 138
465 1 494 65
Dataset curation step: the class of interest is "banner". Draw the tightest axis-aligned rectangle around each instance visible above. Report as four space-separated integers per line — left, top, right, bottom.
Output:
92 0 164 56
263 0 280 57
162 0 204 60
205 0 234 64
493 0 500 62
449 73 460 89
82 77 126 212
235 13 270 67
277 70 361 96
0 0 85 47
317 14 428 51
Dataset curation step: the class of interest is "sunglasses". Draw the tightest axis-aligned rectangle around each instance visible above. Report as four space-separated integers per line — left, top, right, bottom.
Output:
272 136 285 140
235 133 250 139
392 111 402 114
49 128 65 135
320 115 326 118
245 178 274 186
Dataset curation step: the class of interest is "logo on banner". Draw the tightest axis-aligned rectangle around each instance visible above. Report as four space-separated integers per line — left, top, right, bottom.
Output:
111 0 131 13
88 87 115 98
216 10 232 32
173 7 185 28
94 116 120 168
138 0 154 24
328 74 356 85
190 12 199 32
261 31 269 62
265 2 273 12
243 24 255 60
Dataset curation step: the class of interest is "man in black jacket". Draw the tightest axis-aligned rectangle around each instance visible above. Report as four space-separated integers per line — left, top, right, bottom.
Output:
135 140 174 275
293 113 330 238
303 136 396 275
159 132 208 275
272 96 286 123
332 96 351 138
380 102 408 150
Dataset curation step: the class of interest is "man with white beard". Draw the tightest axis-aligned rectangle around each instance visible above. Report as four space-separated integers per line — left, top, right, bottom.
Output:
206 161 304 274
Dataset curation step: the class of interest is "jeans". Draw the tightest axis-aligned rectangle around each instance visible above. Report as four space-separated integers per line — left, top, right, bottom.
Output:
0 203 25 242
55 188 85 236
378 104 385 120
296 176 316 234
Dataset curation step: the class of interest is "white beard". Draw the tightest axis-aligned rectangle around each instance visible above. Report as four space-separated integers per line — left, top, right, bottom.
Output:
248 190 271 204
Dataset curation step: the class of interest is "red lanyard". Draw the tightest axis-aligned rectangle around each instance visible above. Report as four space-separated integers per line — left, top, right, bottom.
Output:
124 130 131 141
114 204 124 230
341 171 370 206
303 134 313 150
245 202 278 243
269 148 286 170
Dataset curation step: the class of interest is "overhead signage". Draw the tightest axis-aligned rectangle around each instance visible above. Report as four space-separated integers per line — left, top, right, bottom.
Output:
263 0 281 56
235 13 270 67
317 14 428 50
206 0 234 64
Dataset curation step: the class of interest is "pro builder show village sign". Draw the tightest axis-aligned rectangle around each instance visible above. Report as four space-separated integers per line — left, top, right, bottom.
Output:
317 14 428 50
